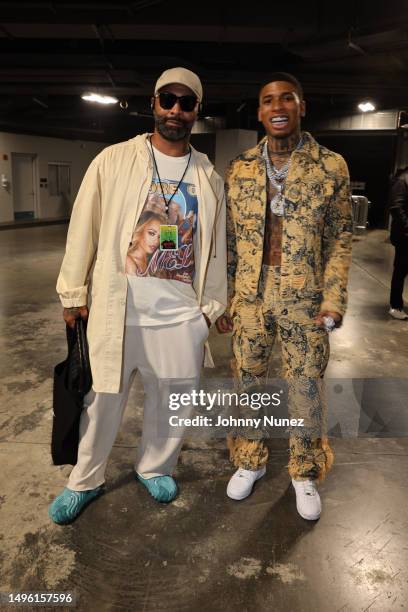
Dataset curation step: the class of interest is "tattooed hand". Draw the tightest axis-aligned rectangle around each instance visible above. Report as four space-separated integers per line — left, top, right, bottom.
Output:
215 314 233 333
63 306 89 329
315 310 342 329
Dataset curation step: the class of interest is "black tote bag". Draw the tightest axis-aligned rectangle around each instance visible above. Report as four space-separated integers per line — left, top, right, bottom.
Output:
51 318 92 465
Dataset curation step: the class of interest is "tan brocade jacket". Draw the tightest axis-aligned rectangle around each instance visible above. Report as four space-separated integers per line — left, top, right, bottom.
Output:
225 132 353 316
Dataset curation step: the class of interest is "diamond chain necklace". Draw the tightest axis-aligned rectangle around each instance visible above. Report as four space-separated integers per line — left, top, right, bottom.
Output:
263 135 304 217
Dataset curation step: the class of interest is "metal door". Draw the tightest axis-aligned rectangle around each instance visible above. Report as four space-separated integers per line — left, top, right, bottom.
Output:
11 153 37 220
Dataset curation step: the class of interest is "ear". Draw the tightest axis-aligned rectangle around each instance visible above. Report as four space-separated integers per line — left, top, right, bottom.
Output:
300 100 306 117
150 96 155 110
257 106 262 122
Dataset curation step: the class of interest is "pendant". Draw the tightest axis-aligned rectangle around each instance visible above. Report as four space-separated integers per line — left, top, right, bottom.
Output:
270 192 285 216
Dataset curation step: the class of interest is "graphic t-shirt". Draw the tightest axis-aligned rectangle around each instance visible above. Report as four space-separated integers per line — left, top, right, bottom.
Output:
125 144 202 325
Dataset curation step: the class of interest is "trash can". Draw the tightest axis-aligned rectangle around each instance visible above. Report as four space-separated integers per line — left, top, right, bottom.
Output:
351 195 370 234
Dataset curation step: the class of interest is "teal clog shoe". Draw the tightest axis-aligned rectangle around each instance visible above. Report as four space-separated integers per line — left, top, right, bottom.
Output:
48 485 105 525
136 474 178 503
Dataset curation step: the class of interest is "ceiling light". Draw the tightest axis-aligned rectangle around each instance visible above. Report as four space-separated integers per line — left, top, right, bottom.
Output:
81 93 118 105
358 102 375 113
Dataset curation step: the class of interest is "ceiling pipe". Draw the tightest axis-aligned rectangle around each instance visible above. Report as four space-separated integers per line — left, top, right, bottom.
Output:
32 96 49 109
347 29 366 55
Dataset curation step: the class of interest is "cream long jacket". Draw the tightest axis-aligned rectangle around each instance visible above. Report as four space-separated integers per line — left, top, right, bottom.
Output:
57 134 227 393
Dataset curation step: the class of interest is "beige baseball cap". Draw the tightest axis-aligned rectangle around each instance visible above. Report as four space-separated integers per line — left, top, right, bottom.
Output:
154 67 203 102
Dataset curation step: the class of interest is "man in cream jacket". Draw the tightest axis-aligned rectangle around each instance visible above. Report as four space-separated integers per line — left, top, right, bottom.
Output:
49 67 227 524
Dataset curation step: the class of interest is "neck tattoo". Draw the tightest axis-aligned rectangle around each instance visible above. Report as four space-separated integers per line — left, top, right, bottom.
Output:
267 130 301 156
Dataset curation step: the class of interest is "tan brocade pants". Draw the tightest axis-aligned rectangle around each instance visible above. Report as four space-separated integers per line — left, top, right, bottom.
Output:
229 265 334 482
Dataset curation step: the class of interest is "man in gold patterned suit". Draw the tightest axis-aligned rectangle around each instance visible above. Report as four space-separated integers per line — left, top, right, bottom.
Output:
216 73 352 520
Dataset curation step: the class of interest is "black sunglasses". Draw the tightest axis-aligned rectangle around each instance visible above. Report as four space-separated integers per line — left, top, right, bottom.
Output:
156 92 198 112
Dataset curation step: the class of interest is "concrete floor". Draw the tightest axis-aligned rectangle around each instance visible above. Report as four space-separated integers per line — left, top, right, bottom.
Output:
0 227 407 612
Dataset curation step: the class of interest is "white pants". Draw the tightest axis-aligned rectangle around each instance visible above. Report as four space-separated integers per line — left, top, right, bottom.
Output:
68 316 209 491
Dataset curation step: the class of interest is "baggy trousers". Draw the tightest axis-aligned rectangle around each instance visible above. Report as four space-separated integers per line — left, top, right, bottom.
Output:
68 316 209 491
229 265 333 482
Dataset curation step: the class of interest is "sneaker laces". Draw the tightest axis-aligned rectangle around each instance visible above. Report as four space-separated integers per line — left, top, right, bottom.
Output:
301 481 317 496
236 468 249 479
236 468 262 481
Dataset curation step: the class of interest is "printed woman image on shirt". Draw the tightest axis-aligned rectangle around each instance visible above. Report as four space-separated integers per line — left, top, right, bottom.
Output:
126 178 198 284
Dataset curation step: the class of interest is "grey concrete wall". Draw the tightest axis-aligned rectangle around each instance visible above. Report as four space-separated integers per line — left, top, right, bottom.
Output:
215 129 258 178
0 132 108 223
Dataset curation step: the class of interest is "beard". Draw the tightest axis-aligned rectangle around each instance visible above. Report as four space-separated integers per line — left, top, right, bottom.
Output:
153 111 192 141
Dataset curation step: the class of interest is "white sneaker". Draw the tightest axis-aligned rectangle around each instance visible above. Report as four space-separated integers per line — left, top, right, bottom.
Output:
292 479 321 520
227 466 266 500
389 308 408 320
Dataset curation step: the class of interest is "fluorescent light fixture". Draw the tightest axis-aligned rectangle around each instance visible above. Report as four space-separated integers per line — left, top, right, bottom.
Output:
81 92 118 105
358 101 375 112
